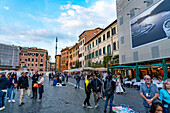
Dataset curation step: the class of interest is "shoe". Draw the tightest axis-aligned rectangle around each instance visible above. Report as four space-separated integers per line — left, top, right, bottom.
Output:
75 87 77 89
31 97 34 99
97 103 99 106
12 99 15 103
2 106 5 110
87 105 92 109
83 104 86 108
0 107 3 111
18 104 22 107
21 102 25 105
6 97 9 100
37 99 42 103
124 92 126 94
104 109 107 113
8 100 11 102
78 87 80 89
95 105 98 108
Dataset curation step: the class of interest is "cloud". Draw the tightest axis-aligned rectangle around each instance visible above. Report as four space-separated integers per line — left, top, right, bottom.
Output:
60 4 71 10
3 6 9 10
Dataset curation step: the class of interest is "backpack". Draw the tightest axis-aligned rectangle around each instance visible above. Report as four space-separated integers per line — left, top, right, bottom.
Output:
105 79 113 96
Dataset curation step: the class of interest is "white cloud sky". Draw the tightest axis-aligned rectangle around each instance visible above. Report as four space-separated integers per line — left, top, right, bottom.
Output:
3 6 9 10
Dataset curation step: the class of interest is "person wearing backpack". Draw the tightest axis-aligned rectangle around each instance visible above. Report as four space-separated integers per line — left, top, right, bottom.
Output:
104 74 116 113
75 74 81 89
83 75 93 108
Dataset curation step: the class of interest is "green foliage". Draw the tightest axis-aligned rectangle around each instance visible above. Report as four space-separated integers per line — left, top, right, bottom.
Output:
75 61 79 68
103 55 111 67
88 60 91 67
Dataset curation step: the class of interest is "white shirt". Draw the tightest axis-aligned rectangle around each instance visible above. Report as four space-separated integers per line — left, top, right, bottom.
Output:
38 77 44 85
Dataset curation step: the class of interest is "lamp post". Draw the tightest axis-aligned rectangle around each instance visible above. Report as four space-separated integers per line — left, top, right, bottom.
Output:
55 37 58 75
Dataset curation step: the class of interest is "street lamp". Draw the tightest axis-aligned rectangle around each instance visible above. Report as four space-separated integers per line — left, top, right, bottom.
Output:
55 37 58 75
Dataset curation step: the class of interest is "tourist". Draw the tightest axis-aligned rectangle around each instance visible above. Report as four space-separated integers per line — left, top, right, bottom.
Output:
6 73 11 99
91 74 102 108
83 75 93 108
104 74 116 113
37 74 44 102
116 75 124 94
140 75 159 113
0 72 10 111
159 80 170 113
150 102 163 113
8 74 17 103
53 76 59 86
31 70 39 99
49 73 51 81
17 71 29 106
75 74 81 89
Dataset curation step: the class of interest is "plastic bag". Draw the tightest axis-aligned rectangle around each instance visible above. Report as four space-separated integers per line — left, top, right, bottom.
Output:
27 89 31 97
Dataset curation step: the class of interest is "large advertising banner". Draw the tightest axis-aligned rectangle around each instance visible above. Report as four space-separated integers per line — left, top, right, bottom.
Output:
130 0 170 48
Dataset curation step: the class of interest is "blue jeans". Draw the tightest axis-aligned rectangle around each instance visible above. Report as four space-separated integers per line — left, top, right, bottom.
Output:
9 86 16 100
7 88 10 98
0 91 6 108
104 94 114 112
76 81 80 88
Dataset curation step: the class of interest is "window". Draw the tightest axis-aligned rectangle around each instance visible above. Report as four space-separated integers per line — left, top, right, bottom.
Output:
32 58 34 62
89 54 91 59
36 59 38 62
32 64 34 67
122 55 126 63
83 40 84 44
92 52 94 58
87 55 89 60
112 27 116 35
121 36 124 44
41 54 44 57
113 42 116 50
28 53 31 56
95 50 98 57
85 47 86 51
107 45 111 55
146 0 153 7
92 42 94 47
25 59 27 61
85 56 87 60
103 47 106 55
20 59 22 61
41 59 43 62
117 41 119 49
40 64 43 67
103 34 105 41
98 37 101 43
32 53 35 57
28 58 30 62
24 53 27 56
90 44 91 49
107 31 110 38
133 51 139 61
130 8 135 18
99 49 101 56
36 53 39 57
35 64 38 66
151 46 160 58
87 45 89 50
96 39 98 45
119 16 123 25
28 64 30 66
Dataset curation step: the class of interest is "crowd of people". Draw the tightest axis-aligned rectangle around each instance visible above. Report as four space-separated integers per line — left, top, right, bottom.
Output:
0 70 44 111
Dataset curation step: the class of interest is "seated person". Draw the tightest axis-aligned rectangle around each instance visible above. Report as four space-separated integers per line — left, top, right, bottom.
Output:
53 77 58 86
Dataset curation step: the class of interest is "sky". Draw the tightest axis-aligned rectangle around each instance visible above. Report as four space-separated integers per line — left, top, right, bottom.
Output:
0 0 117 62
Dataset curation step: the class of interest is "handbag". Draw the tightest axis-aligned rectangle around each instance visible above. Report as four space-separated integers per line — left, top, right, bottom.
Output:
33 83 38 88
27 89 31 97
13 83 17 88
38 84 42 88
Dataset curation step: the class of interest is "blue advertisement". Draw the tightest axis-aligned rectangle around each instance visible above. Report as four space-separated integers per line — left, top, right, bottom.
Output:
130 0 170 48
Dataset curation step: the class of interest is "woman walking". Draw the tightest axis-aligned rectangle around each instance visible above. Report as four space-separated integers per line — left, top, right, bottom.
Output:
37 74 44 102
8 74 17 103
159 80 170 113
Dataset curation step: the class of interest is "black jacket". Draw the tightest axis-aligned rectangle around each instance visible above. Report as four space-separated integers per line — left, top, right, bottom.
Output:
91 78 102 92
0 75 10 90
32 74 39 84
104 79 116 96
17 76 29 89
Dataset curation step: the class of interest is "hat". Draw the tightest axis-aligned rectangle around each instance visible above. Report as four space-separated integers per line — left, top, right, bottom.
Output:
0 72 5 75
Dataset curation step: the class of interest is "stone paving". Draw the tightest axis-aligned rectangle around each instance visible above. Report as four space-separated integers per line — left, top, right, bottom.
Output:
1 77 145 113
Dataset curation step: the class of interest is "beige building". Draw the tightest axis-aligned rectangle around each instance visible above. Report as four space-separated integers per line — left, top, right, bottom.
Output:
116 0 170 64
61 47 69 71
84 20 119 66
79 28 103 67
56 55 61 71
68 43 79 70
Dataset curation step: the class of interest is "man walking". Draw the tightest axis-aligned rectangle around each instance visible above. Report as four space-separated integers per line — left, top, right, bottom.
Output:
31 70 39 99
75 74 81 89
83 75 93 108
104 74 116 113
17 71 29 106
0 72 10 111
91 75 102 108
140 75 159 113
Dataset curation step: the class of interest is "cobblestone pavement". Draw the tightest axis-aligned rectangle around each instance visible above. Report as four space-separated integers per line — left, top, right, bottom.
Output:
1 77 145 113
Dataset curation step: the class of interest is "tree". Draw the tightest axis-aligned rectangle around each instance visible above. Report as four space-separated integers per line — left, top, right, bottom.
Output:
75 61 79 68
88 60 91 67
103 55 112 67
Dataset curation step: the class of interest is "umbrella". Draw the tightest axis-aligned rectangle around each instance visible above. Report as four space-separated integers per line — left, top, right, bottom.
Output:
135 63 140 82
162 60 168 81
